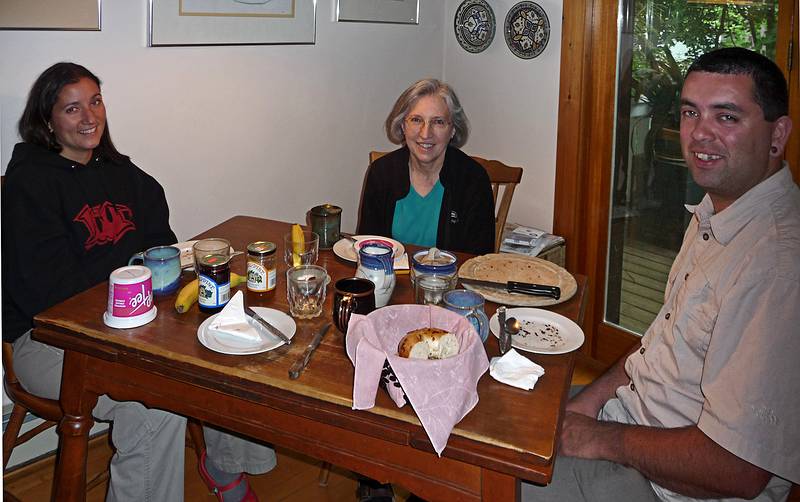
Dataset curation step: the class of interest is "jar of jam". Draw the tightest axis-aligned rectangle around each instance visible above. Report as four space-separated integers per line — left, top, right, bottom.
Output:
247 241 277 299
197 254 231 314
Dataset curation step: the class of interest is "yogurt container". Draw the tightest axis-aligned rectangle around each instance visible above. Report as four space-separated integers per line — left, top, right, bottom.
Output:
103 266 157 329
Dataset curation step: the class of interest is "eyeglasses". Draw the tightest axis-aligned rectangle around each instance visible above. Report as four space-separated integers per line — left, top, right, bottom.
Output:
404 115 452 133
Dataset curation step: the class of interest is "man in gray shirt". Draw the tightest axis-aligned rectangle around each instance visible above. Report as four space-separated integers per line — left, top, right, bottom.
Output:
525 47 799 502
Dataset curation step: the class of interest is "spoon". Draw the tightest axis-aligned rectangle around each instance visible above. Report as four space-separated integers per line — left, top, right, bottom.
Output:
500 316 520 354
505 317 522 336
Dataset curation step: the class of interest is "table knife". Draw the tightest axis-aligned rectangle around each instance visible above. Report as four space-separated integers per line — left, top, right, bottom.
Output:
460 278 561 299
289 324 331 380
244 305 292 345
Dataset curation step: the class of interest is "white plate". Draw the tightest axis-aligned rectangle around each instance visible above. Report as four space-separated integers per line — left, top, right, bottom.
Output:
332 235 405 263
197 307 296 355
175 240 235 270
489 307 584 355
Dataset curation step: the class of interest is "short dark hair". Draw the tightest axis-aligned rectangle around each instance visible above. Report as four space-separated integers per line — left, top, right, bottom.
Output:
18 62 125 163
686 47 788 122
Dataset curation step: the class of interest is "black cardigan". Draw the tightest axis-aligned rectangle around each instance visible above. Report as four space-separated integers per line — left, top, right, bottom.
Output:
357 146 495 255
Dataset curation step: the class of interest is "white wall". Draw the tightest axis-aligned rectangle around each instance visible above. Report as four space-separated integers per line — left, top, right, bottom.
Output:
0 0 446 238
1 0 564 237
1 0 449 466
1 0 565 437
444 0 563 232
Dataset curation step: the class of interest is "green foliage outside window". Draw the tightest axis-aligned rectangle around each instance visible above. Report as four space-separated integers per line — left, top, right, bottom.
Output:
631 0 778 129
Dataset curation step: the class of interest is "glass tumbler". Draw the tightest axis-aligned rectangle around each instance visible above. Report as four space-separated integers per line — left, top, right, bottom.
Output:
286 265 327 319
283 231 319 266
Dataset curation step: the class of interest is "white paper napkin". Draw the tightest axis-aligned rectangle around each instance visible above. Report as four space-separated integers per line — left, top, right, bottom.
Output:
489 349 545 390
208 291 262 343
394 252 409 271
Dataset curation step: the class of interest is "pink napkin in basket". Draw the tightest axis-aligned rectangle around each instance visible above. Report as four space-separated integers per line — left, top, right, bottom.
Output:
346 304 489 455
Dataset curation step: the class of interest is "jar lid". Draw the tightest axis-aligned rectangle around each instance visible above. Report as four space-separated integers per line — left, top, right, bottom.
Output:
412 248 457 276
247 241 277 256
311 204 342 216
198 253 230 269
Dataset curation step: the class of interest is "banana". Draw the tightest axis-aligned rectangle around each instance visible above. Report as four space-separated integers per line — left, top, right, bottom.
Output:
175 279 199 313
230 272 246 288
291 224 304 267
174 272 247 313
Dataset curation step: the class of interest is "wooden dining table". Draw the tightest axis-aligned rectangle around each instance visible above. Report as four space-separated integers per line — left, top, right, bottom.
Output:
34 215 587 502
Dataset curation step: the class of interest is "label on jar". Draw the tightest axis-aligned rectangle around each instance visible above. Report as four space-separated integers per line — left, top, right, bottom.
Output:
198 273 230 308
266 268 277 290
247 262 268 292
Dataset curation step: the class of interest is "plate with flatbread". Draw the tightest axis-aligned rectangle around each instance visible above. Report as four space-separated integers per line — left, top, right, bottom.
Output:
458 253 576 306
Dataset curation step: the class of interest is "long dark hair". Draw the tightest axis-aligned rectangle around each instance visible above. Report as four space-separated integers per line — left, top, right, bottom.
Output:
18 62 126 163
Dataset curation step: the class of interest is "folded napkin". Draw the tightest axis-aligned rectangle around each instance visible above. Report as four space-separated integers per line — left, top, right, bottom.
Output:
346 305 489 456
489 349 545 390
394 252 410 273
207 291 262 344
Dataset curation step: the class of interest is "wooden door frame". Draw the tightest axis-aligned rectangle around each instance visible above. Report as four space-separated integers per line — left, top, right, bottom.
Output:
554 0 799 365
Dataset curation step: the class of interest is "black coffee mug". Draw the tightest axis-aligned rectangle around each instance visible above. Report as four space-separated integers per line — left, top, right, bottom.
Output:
333 277 376 336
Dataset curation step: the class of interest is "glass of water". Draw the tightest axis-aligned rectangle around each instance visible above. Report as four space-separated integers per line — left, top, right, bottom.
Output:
286 265 327 319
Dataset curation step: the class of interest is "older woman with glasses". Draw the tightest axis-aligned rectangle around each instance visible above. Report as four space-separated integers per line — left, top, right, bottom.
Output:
357 78 495 255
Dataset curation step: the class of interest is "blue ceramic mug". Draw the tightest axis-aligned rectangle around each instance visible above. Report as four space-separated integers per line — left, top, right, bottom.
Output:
443 289 489 342
355 240 395 308
129 245 181 296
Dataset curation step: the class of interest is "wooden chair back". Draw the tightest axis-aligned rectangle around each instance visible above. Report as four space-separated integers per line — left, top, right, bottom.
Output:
368 151 523 251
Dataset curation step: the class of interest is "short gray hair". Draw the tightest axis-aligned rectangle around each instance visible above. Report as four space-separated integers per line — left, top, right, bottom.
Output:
384 78 470 148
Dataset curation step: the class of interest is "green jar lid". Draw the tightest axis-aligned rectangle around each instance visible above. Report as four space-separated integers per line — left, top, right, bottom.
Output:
198 253 230 269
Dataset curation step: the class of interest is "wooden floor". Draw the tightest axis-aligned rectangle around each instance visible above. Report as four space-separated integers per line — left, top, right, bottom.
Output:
3 438 360 502
619 240 675 334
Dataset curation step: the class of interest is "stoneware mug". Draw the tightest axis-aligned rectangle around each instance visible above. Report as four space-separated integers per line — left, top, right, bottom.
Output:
333 277 376 338
443 289 489 342
355 240 395 308
129 245 181 296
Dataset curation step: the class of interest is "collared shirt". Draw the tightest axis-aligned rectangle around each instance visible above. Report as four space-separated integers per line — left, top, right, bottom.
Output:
607 166 800 501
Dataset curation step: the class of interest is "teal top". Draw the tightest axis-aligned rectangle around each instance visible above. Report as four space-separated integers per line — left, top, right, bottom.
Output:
391 181 444 247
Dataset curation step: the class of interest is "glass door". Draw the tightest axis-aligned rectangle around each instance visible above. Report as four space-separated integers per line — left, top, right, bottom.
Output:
605 0 781 334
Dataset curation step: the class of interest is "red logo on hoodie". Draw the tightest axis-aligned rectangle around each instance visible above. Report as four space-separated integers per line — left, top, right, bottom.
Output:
73 202 136 250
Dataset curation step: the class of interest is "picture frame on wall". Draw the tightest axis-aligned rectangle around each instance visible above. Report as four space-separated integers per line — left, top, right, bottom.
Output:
336 0 418 25
148 0 316 46
0 0 101 30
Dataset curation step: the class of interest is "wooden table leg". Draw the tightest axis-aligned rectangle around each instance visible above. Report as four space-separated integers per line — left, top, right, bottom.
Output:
481 469 521 502
52 352 98 502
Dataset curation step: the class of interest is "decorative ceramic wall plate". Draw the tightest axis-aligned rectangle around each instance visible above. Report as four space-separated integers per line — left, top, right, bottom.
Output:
504 1 550 59
454 0 496 54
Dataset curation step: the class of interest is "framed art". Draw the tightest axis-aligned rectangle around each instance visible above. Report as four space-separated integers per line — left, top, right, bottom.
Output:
336 0 418 25
148 0 316 46
0 0 101 30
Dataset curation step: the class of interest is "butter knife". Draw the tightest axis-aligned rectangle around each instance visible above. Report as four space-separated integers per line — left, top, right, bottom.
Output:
288 324 331 380
243 305 292 345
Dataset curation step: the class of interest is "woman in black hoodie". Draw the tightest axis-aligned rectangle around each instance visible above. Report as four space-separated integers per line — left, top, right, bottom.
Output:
2 63 270 502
